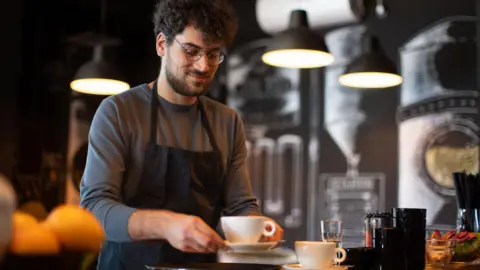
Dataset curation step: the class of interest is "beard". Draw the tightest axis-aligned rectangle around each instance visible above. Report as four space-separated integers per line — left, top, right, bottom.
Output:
165 63 212 97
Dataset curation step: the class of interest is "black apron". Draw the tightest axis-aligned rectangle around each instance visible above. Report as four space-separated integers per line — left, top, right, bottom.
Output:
97 81 226 270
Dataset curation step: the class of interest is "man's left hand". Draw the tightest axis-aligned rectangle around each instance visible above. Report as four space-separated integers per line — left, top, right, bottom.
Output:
260 218 284 243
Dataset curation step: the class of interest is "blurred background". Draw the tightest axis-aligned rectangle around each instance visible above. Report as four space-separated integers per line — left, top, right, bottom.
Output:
1 0 478 249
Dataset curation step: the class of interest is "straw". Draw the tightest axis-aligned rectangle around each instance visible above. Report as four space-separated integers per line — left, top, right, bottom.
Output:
452 171 480 232
453 172 466 209
465 174 472 210
469 174 474 230
472 174 480 208
473 174 480 231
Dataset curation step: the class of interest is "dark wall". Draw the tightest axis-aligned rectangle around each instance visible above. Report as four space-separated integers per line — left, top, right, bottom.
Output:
364 0 475 60
0 1 23 180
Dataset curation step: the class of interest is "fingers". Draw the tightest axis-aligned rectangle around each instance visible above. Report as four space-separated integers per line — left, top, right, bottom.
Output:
260 223 284 243
276 226 285 240
193 229 219 253
173 216 227 253
182 247 201 253
188 230 212 253
194 218 226 250
179 217 223 253
174 239 205 253
178 230 213 253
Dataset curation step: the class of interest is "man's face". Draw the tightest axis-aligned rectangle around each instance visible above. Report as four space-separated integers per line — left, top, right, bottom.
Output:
156 25 223 97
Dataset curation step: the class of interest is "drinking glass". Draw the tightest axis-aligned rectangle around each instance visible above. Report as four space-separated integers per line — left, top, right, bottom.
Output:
321 220 343 247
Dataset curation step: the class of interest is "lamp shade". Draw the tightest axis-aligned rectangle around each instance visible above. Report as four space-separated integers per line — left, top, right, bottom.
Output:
339 36 402 88
70 45 130 95
262 10 334 69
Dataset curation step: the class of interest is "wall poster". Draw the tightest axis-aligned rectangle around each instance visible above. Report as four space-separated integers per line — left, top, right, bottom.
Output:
398 16 479 227
226 39 308 244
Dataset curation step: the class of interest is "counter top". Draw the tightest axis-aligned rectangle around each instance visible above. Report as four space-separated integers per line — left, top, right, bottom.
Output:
426 263 480 269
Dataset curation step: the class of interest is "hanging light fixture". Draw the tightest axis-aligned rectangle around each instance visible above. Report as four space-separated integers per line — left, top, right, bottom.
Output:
70 44 130 95
69 0 130 95
262 9 334 69
339 35 402 89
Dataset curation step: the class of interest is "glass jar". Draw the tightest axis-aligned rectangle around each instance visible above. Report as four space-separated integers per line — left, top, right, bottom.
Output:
364 212 392 247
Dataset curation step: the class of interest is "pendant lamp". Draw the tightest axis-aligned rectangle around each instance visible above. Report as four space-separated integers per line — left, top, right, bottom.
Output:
339 35 402 89
70 44 130 95
69 0 130 95
262 9 334 69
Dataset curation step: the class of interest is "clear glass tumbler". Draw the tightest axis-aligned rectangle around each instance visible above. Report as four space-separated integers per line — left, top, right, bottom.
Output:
321 220 343 247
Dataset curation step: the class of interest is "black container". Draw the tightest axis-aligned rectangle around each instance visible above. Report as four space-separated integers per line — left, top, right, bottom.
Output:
391 208 426 270
372 228 406 270
392 208 427 228
364 212 392 248
0 252 90 270
457 208 480 232
342 247 376 270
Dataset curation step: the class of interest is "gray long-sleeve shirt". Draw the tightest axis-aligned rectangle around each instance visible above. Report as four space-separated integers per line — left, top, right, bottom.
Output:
79 83 261 242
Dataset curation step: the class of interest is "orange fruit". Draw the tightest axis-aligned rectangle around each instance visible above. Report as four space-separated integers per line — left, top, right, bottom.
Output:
42 205 105 252
9 223 60 255
12 211 38 229
18 201 48 220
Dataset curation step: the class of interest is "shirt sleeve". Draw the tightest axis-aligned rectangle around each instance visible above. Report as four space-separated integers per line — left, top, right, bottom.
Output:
222 113 262 216
79 97 136 242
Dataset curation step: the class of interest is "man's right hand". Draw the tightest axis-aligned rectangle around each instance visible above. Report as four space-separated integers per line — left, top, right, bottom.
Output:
128 210 225 253
162 212 225 253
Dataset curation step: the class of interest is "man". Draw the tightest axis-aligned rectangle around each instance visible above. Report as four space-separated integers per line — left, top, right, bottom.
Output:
79 0 284 269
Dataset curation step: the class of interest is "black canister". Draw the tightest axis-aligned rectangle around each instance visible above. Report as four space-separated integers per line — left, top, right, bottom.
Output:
372 228 406 270
365 212 392 248
342 247 376 270
391 208 426 270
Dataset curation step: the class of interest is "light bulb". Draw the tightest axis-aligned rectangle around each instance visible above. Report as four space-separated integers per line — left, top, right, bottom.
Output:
339 72 403 89
262 49 334 69
70 78 130 95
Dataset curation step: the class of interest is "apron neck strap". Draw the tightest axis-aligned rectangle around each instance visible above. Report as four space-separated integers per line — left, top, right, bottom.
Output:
149 80 160 144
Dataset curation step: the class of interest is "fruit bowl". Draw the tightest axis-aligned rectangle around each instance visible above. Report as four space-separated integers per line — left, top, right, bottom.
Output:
429 230 480 263
425 239 456 266
452 238 480 262
0 251 97 270
1 205 105 270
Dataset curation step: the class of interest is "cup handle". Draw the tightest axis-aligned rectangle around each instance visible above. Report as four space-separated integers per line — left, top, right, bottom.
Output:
262 220 276 237
334 248 347 264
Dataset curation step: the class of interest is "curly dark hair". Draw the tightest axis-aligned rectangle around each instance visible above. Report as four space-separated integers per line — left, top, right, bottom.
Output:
153 0 238 46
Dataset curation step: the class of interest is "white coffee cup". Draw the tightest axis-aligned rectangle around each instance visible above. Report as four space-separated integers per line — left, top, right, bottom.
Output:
221 216 276 244
295 241 347 269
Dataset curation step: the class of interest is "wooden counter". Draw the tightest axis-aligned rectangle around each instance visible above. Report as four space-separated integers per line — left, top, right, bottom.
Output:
426 262 480 269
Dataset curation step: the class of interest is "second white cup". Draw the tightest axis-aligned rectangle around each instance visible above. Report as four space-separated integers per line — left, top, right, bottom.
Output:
295 241 347 269
221 216 276 244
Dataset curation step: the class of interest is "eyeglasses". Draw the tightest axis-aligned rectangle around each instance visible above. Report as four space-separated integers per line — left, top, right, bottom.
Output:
174 39 225 65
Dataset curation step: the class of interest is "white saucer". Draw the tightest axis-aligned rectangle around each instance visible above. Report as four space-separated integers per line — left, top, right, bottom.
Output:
224 241 279 253
218 247 298 265
283 263 349 270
